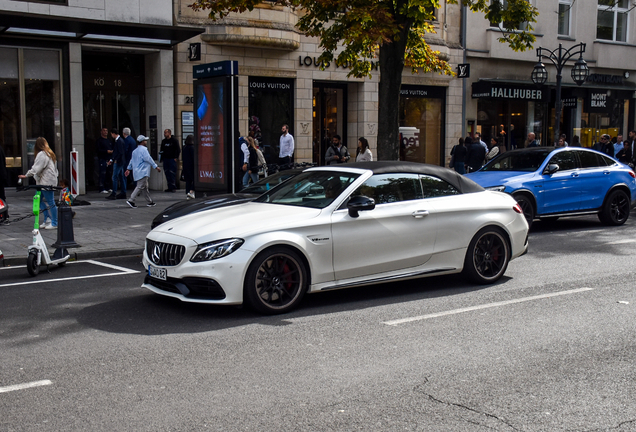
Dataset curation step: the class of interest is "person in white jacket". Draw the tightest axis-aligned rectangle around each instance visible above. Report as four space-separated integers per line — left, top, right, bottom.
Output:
355 137 373 162
18 137 59 229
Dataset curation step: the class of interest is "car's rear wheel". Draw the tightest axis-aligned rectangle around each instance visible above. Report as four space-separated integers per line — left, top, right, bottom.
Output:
513 194 535 228
244 247 308 314
464 227 510 284
599 189 630 226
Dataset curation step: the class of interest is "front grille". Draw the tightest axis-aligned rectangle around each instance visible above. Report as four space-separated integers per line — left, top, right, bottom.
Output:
146 239 186 266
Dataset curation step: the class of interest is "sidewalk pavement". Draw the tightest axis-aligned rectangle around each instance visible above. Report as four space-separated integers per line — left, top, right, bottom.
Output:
0 188 191 266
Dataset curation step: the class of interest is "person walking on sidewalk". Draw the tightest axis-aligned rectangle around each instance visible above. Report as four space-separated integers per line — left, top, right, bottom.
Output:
18 137 59 229
182 134 195 199
106 128 127 200
159 129 180 192
122 127 137 189
125 135 161 208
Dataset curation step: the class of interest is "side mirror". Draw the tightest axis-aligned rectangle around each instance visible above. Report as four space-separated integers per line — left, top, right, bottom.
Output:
347 195 375 218
543 163 559 175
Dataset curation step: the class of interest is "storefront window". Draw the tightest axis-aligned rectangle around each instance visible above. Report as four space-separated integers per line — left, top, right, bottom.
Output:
24 49 61 166
248 77 294 165
0 48 21 164
399 86 445 165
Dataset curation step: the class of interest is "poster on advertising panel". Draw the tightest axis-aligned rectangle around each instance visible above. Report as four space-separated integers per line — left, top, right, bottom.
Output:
195 77 226 187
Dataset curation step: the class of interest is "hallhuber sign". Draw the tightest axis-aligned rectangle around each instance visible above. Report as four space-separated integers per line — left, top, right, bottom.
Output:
471 81 547 101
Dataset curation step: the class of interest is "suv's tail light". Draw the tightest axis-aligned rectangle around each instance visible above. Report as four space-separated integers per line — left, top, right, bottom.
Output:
513 203 523 214
629 171 635 179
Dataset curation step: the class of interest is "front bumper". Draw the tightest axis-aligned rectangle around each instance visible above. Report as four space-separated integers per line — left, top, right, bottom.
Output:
142 235 253 305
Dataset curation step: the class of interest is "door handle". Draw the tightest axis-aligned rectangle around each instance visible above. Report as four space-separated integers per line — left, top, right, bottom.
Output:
412 210 429 218
571 172 579 177
603 171 610 175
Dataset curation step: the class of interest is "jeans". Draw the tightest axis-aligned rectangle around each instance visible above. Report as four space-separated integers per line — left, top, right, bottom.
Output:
242 170 258 188
40 190 58 227
163 158 177 190
112 162 127 195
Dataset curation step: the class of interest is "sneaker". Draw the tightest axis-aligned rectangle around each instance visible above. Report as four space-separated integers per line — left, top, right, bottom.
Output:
99 189 110 194
147 202 157 207
126 200 137 208
187 192 195 199
105 194 117 200
44 223 56 230
39 218 51 229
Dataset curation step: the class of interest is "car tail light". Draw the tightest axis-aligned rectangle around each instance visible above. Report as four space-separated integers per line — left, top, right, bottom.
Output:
0 198 5 210
513 203 523 214
629 171 635 179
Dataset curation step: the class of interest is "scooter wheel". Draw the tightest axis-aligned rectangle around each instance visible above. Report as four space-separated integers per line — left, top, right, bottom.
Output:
27 252 40 277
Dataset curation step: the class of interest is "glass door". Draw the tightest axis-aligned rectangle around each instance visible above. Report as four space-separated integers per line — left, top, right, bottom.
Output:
313 83 347 166
83 90 144 189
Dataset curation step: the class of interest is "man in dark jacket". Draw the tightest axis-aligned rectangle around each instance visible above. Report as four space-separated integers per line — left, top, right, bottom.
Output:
122 127 137 188
465 137 486 173
107 128 127 199
160 129 181 192
96 127 113 193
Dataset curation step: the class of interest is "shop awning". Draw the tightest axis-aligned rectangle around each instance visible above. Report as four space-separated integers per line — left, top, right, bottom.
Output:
0 11 204 47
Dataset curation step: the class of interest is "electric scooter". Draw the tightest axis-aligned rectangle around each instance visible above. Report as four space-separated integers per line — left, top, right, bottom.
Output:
21 184 70 276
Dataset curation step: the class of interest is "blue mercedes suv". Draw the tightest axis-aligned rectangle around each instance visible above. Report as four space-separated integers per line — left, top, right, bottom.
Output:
467 146 636 228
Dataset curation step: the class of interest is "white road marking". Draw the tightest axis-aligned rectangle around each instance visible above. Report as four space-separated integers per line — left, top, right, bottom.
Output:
0 380 52 393
383 288 594 326
0 260 139 288
84 259 138 274
605 239 636 245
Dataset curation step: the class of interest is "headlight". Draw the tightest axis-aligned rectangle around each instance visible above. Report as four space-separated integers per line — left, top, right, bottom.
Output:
190 238 244 262
486 186 506 192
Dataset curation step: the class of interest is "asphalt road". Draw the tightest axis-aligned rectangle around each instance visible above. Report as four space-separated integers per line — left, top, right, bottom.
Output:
1 215 635 431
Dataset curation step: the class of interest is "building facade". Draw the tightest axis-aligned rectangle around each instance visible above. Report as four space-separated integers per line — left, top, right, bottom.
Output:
465 0 636 151
173 1 464 176
0 0 201 192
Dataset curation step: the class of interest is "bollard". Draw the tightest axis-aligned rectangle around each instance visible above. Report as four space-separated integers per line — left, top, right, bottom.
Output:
52 204 81 249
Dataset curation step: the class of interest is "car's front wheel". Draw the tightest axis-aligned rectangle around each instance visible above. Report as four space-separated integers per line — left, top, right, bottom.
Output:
599 189 630 226
513 194 535 228
244 247 308 314
463 227 510 284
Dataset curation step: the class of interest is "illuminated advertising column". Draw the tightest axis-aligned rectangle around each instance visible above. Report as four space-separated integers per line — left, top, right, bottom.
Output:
193 61 239 194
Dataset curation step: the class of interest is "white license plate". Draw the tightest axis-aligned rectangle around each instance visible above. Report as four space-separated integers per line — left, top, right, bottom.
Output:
148 265 167 281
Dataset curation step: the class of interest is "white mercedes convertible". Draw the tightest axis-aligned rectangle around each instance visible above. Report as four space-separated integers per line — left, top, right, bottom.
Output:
143 161 529 314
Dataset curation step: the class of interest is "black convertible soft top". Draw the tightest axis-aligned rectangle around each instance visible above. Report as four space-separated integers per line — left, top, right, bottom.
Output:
334 161 485 194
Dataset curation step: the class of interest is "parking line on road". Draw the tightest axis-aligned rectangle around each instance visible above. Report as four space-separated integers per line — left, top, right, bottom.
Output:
383 288 594 326
0 380 52 393
0 260 139 288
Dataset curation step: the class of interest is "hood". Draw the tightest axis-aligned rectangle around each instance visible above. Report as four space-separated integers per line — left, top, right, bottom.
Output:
151 202 322 243
151 193 255 228
466 171 538 188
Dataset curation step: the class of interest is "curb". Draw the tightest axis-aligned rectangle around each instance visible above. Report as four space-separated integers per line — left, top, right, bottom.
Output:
1 248 144 267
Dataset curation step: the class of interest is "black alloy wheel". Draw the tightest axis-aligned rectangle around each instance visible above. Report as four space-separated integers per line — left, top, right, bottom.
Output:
464 227 510 284
244 247 308 314
599 189 630 226
513 194 535 228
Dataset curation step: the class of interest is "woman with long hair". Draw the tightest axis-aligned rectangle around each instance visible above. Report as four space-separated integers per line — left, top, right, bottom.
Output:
356 137 373 162
18 137 59 229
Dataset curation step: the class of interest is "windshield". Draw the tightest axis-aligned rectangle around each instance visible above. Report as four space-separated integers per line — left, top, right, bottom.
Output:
254 171 360 209
242 170 299 194
481 150 552 172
